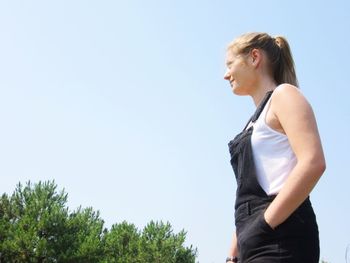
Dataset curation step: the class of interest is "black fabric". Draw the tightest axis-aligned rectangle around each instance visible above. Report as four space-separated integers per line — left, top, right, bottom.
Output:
228 91 273 209
228 91 320 263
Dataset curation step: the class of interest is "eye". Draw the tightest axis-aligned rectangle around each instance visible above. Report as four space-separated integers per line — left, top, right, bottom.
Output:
226 61 233 69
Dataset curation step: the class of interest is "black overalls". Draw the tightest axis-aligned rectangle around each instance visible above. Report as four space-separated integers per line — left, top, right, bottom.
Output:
228 91 320 263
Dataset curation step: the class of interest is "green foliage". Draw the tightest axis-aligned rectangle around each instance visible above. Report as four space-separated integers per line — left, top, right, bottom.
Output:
139 221 196 263
102 221 197 263
102 221 141 263
0 181 197 263
60 207 104 263
0 181 69 262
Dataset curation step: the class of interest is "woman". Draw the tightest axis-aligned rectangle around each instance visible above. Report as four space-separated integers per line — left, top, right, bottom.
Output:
224 32 326 263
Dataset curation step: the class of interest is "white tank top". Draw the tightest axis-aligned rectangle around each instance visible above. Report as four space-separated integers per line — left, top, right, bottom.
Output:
251 95 297 195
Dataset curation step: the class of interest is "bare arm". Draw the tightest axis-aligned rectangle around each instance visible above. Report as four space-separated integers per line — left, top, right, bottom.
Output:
229 231 238 256
227 232 238 262
264 84 326 229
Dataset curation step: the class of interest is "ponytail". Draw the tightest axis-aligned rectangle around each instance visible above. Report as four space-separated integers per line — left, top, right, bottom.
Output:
273 36 298 87
227 32 299 87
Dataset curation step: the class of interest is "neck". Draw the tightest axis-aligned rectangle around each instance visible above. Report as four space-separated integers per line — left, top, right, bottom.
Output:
250 77 277 107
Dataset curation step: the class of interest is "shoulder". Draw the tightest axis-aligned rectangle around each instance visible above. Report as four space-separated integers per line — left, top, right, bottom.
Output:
270 84 311 113
272 83 303 100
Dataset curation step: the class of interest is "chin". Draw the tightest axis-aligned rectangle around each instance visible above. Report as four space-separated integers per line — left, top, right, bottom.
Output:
232 87 247 96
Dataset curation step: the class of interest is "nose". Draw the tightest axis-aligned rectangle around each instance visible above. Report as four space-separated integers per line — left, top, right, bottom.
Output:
224 69 231 81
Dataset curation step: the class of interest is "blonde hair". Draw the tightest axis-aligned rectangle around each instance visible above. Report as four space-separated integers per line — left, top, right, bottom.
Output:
227 32 298 87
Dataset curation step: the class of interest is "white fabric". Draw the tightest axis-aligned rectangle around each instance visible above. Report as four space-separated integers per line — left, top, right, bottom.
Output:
251 95 297 195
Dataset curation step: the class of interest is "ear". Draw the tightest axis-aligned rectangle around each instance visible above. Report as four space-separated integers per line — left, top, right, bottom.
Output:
250 48 262 68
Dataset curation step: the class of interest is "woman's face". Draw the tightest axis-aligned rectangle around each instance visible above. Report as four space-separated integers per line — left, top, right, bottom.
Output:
224 49 255 95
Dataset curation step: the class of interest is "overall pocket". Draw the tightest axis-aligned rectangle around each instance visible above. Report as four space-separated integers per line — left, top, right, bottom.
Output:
237 211 277 261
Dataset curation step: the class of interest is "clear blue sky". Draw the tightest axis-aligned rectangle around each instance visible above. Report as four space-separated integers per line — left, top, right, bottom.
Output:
0 1 349 262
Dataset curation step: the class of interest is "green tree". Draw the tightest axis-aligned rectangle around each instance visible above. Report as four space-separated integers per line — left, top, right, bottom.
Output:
102 221 141 263
0 181 69 262
140 221 197 263
62 207 105 263
0 193 13 260
103 221 197 263
0 181 197 263
0 181 104 263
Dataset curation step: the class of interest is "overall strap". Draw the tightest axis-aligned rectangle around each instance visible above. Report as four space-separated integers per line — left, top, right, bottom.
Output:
242 91 273 130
